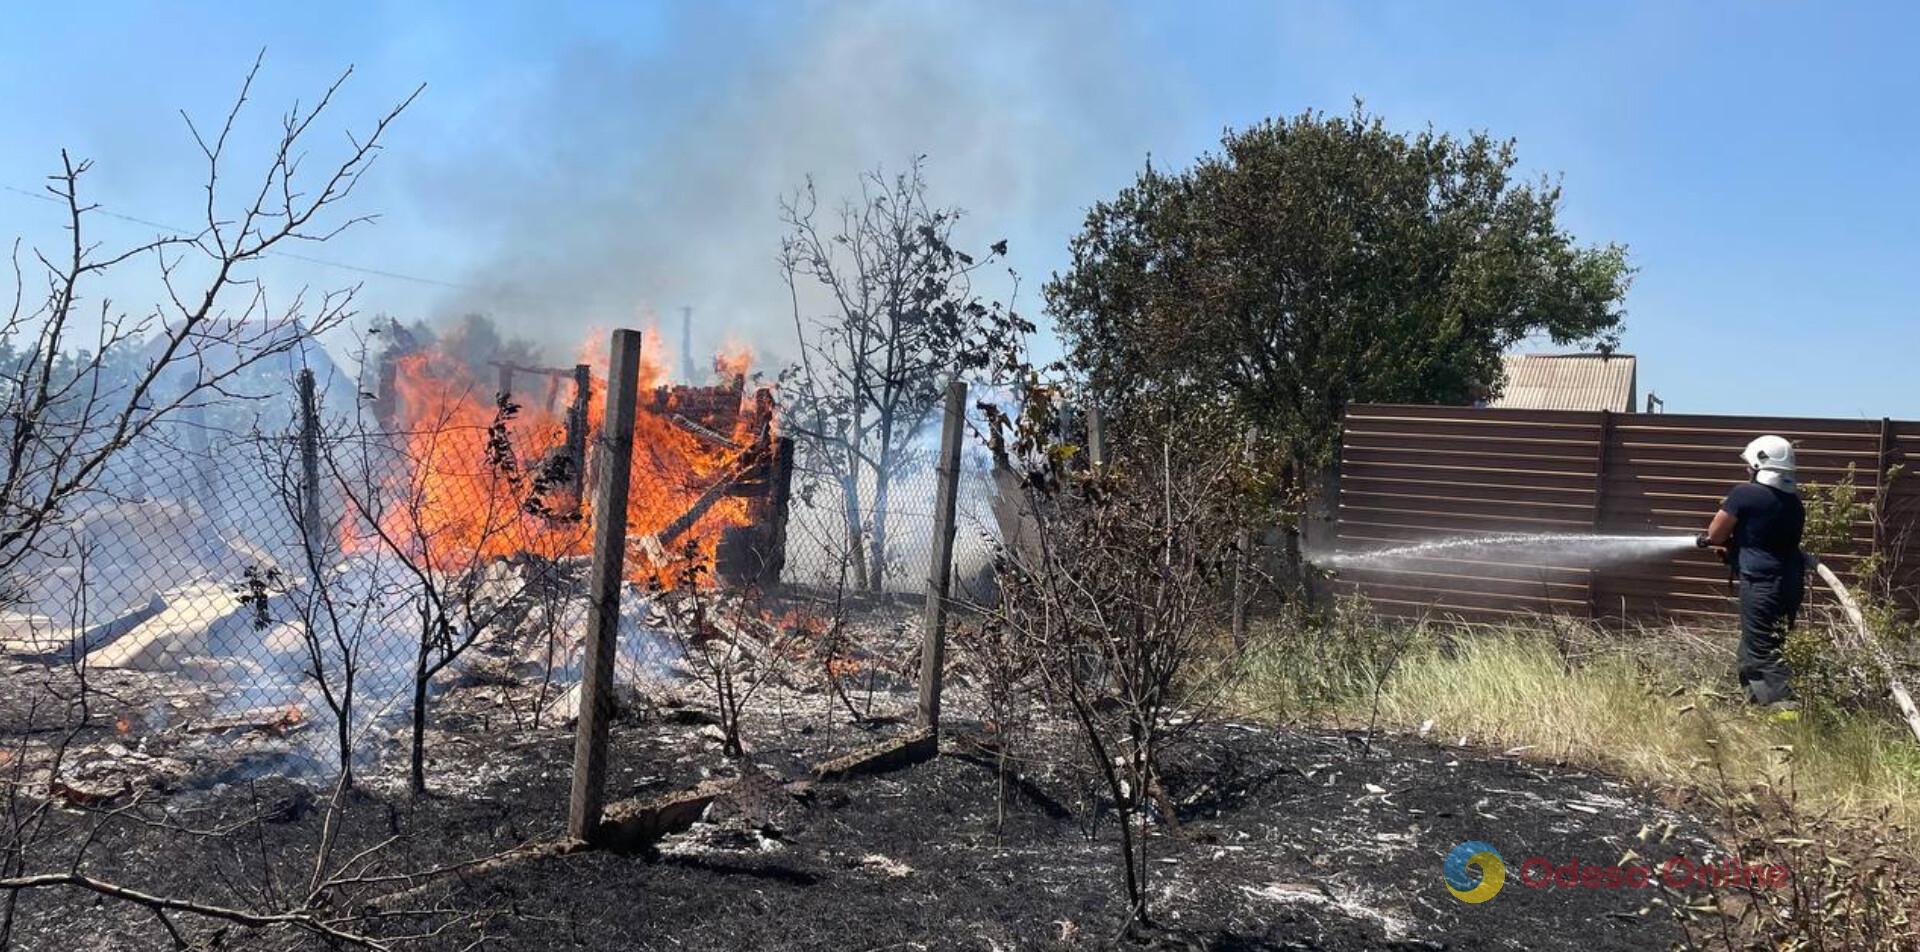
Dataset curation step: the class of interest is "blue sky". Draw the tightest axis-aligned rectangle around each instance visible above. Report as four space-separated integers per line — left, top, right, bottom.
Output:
3 2 1916 419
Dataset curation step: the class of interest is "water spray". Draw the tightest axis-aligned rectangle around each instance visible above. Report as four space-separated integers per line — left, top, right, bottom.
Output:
1322 531 1698 571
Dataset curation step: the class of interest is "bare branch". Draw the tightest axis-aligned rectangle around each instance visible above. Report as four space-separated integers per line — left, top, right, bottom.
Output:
0 872 388 949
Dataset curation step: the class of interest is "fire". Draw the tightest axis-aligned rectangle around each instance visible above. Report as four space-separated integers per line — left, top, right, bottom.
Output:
355 349 580 567
714 340 753 380
263 703 305 736
358 327 772 588
768 606 827 635
114 716 133 735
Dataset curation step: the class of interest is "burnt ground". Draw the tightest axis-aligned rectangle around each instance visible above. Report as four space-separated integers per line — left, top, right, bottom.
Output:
5 696 1718 952
4 595 1724 951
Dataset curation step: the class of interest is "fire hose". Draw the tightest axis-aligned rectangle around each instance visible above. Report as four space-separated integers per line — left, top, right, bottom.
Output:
1811 559 1920 746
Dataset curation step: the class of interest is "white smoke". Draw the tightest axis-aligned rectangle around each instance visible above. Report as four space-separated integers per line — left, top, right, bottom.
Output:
414 2 1177 364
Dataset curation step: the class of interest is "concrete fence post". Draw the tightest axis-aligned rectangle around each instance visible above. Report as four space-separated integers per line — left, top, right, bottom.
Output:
917 379 968 733
297 369 325 564
568 329 642 843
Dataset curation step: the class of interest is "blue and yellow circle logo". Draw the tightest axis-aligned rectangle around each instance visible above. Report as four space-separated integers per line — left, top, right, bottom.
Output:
1444 841 1505 903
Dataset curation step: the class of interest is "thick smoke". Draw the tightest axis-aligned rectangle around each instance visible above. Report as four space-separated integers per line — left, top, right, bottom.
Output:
417 2 1176 365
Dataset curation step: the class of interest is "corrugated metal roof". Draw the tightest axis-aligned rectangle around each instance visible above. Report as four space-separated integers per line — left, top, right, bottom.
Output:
1489 353 1637 412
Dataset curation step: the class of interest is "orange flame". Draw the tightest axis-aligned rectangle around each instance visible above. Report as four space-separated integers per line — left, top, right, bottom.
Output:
360 328 767 588
714 340 753 380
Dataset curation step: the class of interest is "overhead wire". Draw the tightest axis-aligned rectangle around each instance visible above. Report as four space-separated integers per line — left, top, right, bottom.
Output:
1 183 475 291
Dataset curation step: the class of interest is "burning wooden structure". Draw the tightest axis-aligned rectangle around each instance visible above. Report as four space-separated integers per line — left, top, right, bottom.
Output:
650 378 794 588
369 331 793 589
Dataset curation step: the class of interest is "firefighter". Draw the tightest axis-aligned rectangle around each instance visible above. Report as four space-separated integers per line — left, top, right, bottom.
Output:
1697 435 1806 717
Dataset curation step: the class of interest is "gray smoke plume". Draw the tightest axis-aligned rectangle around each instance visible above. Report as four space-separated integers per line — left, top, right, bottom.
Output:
415 2 1176 365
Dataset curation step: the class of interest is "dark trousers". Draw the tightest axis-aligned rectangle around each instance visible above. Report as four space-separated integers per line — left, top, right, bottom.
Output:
1737 570 1804 705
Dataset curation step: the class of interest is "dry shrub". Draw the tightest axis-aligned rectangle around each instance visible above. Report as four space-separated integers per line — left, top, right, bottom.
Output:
1676 771 1920 950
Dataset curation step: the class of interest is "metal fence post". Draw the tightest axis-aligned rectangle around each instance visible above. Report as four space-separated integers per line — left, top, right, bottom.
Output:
297 369 324 563
1587 409 1614 620
1086 405 1107 468
568 329 642 843
1873 417 1893 554
917 379 968 733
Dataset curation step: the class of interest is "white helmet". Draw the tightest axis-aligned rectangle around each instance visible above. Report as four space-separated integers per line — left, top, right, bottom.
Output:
1741 435 1797 492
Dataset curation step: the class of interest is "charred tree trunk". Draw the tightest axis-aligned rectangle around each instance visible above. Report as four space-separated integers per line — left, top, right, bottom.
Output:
410 599 435 797
867 426 896 592
841 471 869 591
334 682 355 789
409 666 429 796
840 411 870 591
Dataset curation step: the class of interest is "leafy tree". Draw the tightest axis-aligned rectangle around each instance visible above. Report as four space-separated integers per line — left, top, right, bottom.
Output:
780 159 1029 591
1046 104 1632 482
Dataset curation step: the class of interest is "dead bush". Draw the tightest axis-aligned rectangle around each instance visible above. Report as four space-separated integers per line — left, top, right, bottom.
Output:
978 394 1254 930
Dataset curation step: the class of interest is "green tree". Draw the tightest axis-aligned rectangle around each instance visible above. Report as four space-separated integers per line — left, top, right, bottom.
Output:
1046 105 1632 479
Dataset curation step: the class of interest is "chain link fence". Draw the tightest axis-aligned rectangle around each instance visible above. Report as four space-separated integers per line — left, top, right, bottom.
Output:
777 441 1001 599
0 368 1011 786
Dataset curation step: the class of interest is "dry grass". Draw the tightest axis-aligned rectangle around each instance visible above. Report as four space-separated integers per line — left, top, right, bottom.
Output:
1235 610 1920 831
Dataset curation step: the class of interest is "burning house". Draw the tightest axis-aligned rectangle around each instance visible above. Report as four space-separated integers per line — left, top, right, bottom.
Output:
369 327 793 590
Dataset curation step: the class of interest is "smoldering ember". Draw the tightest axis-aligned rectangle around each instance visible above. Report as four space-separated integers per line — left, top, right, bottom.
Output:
5 9 1920 952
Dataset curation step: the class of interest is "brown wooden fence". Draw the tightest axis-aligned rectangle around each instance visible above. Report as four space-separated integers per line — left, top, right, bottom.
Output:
1331 404 1920 626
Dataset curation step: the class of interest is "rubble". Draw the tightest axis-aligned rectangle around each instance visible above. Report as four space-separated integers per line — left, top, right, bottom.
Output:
184 703 309 736
0 594 168 660
857 853 915 878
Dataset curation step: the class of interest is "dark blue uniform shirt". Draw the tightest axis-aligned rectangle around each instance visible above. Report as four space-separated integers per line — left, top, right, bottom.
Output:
1722 482 1805 578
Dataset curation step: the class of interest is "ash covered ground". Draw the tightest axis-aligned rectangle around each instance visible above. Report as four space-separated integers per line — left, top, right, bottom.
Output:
3 596 1719 951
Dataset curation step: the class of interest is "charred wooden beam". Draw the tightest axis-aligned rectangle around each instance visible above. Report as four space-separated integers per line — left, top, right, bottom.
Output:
669 413 741 450
813 728 937 782
487 360 584 379
486 360 584 414
759 436 794 587
657 461 750 548
564 364 591 502
596 781 729 852
373 358 400 429
716 436 794 587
